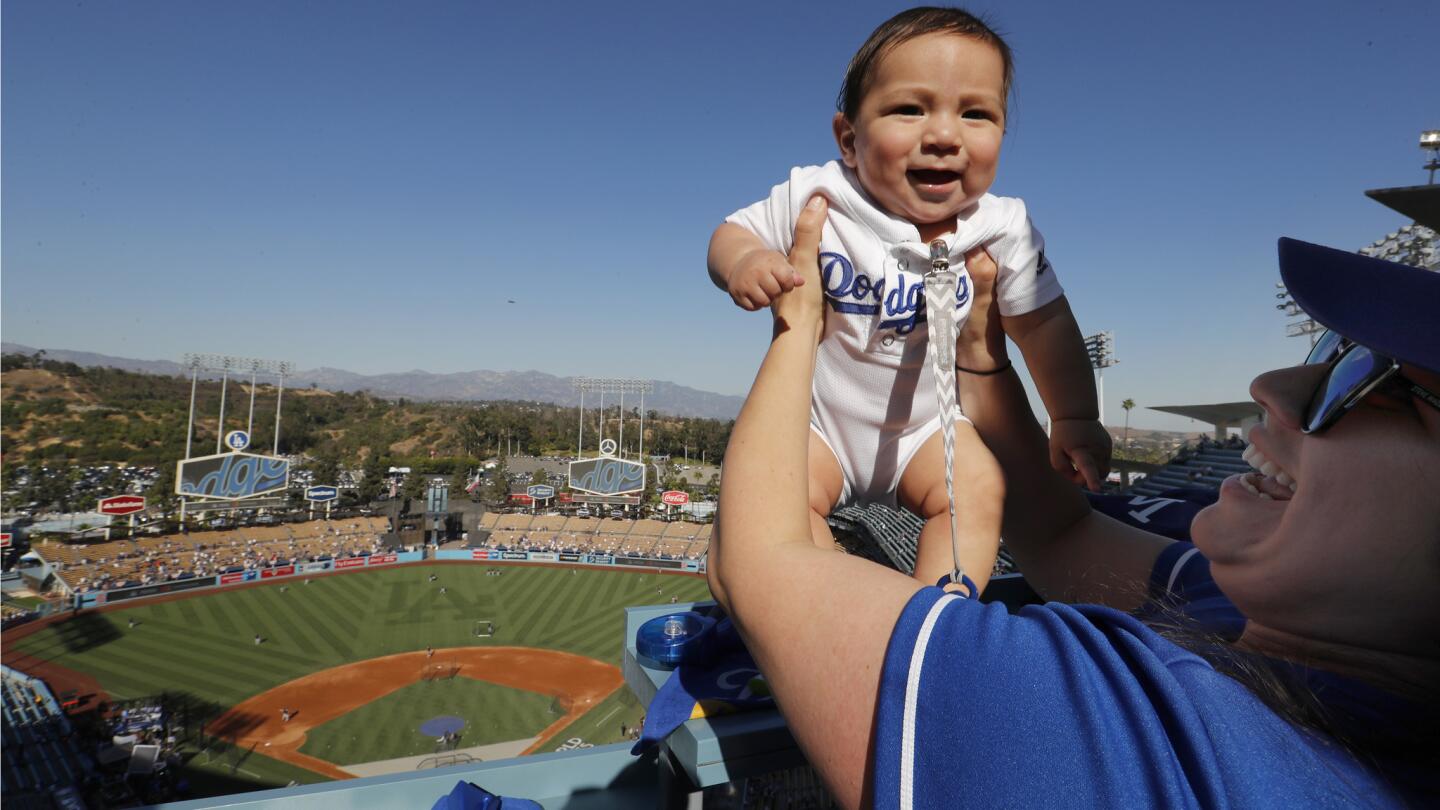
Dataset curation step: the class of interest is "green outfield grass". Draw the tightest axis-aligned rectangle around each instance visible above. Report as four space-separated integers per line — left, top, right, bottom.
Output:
12 565 708 706
299 678 556 764
535 684 644 752
7 564 709 785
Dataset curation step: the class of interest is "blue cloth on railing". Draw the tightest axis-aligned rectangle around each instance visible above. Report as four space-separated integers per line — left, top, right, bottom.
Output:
431 780 541 810
631 612 774 754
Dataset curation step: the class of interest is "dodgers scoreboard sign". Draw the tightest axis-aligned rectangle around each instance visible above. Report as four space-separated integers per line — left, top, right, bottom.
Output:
99 495 147 516
569 439 645 496
176 452 290 500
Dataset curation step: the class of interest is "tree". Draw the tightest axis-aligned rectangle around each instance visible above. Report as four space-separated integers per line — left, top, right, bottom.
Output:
309 453 341 489
402 471 427 504
450 470 472 498
357 453 387 504
1121 398 1136 456
530 468 547 487
147 464 178 520
485 458 511 505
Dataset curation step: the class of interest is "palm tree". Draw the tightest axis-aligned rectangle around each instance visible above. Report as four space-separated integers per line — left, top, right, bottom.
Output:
1121 399 1136 455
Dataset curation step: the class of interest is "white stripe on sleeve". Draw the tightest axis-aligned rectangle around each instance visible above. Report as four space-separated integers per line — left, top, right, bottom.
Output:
900 593 960 810
1166 547 1202 594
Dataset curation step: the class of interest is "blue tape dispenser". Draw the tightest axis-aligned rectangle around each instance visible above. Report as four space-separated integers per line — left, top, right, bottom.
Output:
635 611 716 669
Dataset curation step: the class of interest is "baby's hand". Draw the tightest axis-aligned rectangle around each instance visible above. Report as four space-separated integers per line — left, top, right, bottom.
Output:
727 248 808 311
1049 418 1113 491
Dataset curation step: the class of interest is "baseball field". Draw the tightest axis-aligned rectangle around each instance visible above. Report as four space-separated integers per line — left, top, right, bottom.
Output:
3 563 711 793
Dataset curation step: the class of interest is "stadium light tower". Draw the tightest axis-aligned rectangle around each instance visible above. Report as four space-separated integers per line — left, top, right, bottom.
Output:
1423 129 1440 185
573 378 654 460
1274 283 1323 346
1083 331 1117 425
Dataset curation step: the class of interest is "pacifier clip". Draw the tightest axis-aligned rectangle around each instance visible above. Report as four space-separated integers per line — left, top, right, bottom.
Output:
922 239 976 598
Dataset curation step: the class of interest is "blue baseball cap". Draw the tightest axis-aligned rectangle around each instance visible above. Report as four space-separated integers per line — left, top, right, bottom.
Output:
1278 237 1440 374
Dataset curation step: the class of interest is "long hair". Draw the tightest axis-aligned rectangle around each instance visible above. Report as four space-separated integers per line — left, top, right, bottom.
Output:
1144 596 1437 797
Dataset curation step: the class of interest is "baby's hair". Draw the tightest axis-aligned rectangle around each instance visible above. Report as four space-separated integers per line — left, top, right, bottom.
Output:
837 6 1014 121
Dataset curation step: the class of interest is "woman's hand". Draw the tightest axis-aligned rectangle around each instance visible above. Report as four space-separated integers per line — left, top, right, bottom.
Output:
956 246 1008 370
770 195 828 337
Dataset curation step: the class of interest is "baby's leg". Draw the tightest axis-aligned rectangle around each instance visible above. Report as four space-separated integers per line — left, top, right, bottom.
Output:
806 429 846 551
897 419 1004 594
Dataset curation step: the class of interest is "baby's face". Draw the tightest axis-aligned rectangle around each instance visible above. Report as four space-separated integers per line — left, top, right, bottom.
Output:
834 33 1006 238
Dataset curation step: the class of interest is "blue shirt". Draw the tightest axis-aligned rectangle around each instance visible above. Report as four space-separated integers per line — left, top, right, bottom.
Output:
872 542 1430 808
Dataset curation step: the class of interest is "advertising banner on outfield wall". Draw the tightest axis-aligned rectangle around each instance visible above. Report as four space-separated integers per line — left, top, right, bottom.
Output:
528 552 558 562
613 556 684 569
220 572 247 585
470 549 490 560
260 565 295 579
299 561 332 574
335 557 366 569
502 551 528 561
559 553 582 562
590 555 614 565
367 554 397 566
105 575 216 603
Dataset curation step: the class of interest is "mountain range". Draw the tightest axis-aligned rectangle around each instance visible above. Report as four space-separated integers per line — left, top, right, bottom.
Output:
1 343 746 420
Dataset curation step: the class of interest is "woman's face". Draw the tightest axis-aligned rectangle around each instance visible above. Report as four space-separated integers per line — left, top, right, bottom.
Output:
1190 358 1440 653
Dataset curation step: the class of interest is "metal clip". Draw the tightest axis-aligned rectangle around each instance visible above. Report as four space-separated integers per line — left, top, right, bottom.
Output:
928 239 949 275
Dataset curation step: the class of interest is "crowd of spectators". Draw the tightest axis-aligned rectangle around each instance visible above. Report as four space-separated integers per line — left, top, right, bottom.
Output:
1 601 42 630
469 514 710 561
32 517 391 595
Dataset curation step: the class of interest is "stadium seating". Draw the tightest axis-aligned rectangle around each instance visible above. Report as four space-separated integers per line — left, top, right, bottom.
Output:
472 514 712 561
495 513 533 532
1 665 94 800
1128 443 1249 497
39 518 392 595
831 503 924 574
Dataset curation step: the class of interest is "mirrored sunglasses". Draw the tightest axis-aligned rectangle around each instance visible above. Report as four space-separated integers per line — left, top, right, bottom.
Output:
1302 329 1440 434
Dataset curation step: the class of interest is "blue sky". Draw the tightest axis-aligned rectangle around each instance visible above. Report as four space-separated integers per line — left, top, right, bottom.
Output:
3 0 1435 430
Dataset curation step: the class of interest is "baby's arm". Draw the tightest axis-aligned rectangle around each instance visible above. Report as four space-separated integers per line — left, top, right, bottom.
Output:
709 222 814 312
1001 297 1112 489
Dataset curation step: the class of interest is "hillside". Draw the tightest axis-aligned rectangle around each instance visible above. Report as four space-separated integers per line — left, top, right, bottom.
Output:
0 343 746 420
0 355 733 469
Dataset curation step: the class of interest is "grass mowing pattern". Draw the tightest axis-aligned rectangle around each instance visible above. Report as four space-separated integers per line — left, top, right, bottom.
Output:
9 565 709 785
13 566 708 706
299 678 555 765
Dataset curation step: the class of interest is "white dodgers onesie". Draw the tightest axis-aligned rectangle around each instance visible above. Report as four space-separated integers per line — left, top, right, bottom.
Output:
726 161 1063 508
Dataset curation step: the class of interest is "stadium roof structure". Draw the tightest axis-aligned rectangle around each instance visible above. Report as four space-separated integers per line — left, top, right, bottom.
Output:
27 512 112 535
1364 184 1439 230
1148 402 1264 437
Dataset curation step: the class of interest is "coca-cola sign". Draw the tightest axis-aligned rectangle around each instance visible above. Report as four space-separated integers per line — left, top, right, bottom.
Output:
661 490 690 506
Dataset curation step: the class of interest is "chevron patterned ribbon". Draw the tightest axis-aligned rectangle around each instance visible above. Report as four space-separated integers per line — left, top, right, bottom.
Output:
922 240 965 591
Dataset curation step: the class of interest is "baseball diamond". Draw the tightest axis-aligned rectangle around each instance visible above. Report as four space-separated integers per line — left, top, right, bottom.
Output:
3 563 710 788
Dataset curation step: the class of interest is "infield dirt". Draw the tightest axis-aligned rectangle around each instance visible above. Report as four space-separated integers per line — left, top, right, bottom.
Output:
206 646 621 779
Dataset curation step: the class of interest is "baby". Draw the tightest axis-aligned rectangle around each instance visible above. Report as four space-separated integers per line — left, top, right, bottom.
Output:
708 7 1110 590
